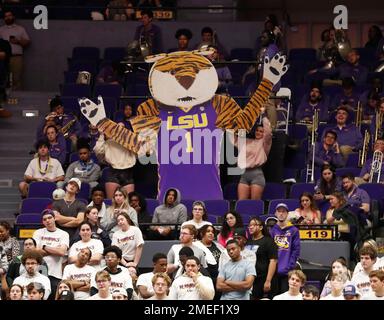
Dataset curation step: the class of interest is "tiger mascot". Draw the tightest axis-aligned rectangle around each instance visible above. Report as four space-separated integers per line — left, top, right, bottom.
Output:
79 49 288 200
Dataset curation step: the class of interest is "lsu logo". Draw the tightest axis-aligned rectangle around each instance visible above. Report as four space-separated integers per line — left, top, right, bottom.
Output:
274 235 289 249
167 113 208 130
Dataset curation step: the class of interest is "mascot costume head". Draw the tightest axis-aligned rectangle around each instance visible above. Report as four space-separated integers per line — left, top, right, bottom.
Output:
79 49 288 200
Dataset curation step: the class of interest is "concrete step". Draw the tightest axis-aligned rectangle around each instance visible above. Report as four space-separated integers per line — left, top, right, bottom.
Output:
0 193 21 202
0 201 20 212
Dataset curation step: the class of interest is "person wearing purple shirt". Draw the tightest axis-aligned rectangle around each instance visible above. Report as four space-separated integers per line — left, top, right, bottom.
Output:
369 96 384 140
358 138 384 184
330 77 360 111
312 130 344 169
134 9 162 55
296 82 329 122
80 124 100 151
270 203 300 294
45 125 67 166
322 106 363 160
341 174 370 214
337 50 368 86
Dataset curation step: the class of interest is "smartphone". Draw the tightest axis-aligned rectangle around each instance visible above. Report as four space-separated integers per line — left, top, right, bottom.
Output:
295 216 305 224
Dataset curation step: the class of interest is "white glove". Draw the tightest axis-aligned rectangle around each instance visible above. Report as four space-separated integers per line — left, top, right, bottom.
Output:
78 95 106 127
263 53 289 85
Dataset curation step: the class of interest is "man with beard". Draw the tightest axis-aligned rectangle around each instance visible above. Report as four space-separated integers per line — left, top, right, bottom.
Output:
0 10 30 89
296 81 329 123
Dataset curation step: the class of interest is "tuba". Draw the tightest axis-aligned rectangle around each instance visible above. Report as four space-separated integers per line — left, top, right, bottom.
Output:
369 150 383 183
76 71 91 85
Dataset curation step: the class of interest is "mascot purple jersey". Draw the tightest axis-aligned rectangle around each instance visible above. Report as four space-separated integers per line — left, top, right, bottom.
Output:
79 49 288 200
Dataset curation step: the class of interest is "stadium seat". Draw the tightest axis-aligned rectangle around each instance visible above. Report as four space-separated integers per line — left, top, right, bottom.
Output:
345 152 359 167
71 46 100 62
223 182 238 200
94 83 122 99
205 200 230 216
230 48 254 61
103 47 126 62
235 200 264 218
28 182 57 198
61 83 91 98
289 48 317 62
180 199 195 214
289 183 316 198
335 167 361 178
262 183 286 201
20 198 52 214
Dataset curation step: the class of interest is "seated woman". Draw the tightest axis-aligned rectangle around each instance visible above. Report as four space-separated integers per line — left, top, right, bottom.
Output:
45 124 67 166
181 201 212 230
72 207 111 248
313 164 342 202
217 211 244 247
100 187 138 238
68 221 104 269
168 28 193 53
320 257 352 298
112 212 144 278
289 192 321 225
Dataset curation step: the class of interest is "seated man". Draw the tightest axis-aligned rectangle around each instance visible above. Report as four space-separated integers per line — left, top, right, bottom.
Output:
358 138 384 184
322 106 363 160
330 77 360 111
18 139 65 198
59 139 101 190
148 188 187 240
337 50 369 86
342 173 370 214
295 81 329 123
52 177 87 241
312 130 344 169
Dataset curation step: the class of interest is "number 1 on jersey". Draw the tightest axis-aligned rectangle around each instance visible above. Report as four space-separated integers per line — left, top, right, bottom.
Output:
185 132 193 153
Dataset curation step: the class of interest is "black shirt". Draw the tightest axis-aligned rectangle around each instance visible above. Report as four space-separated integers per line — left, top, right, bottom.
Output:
246 236 278 278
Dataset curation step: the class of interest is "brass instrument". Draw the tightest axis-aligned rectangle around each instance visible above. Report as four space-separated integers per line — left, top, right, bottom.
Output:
374 111 383 142
306 109 319 183
369 150 383 183
359 131 370 167
60 118 77 138
355 101 362 129
76 71 91 85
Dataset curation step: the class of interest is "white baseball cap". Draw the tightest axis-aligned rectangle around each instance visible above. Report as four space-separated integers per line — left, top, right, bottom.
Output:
68 177 81 190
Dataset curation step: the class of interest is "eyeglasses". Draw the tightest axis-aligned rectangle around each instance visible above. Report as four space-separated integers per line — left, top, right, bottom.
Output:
180 232 192 236
96 279 108 283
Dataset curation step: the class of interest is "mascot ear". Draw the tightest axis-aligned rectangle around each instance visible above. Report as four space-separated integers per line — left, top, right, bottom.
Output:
145 53 168 63
192 48 215 56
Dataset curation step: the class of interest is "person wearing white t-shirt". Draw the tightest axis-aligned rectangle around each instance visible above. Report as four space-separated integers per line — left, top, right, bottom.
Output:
362 270 384 300
320 273 347 300
63 248 96 300
68 222 104 269
351 246 377 298
13 251 51 300
137 252 167 299
169 256 215 300
88 270 113 300
181 201 212 230
33 209 69 299
273 270 306 300
148 273 171 300
90 246 134 299
111 212 144 277
19 139 65 198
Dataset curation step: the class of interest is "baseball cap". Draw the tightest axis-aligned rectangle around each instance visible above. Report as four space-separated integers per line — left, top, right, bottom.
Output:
233 228 247 239
112 288 127 297
41 208 55 220
68 177 81 190
52 188 65 200
275 203 289 211
343 284 361 297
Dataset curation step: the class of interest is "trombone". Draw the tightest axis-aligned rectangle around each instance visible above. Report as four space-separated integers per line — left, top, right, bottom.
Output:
359 131 370 168
369 150 383 183
355 101 362 129
306 109 319 183
374 110 383 142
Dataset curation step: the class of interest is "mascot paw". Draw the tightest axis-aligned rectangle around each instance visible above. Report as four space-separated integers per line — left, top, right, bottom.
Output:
78 96 106 126
263 53 289 85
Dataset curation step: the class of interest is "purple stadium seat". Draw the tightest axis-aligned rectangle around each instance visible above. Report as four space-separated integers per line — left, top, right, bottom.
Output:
335 167 361 178
20 198 52 214
205 200 230 216
268 199 300 216
72 47 100 61
16 213 42 224
104 199 112 206
289 183 316 198
207 215 219 224
64 71 79 83
99 167 111 186
68 60 98 75
262 183 286 201
61 96 81 116
61 84 91 98
135 183 157 199
180 199 195 214
289 48 317 62
28 182 57 198
235 200 265 219
146 199 160 216
94 84 122 99
359 183 384 201
345 153 359 167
